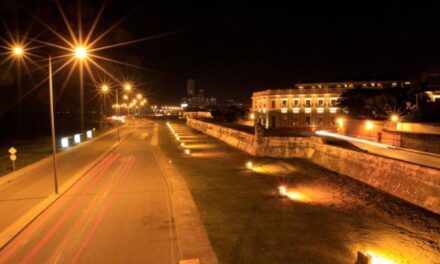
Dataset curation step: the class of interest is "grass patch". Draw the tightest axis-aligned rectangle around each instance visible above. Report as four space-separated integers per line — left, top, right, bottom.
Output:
158 120 440 263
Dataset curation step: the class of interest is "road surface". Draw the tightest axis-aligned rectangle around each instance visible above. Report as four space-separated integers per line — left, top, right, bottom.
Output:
317 131 440 169
0 126 130 233
0 120 191 263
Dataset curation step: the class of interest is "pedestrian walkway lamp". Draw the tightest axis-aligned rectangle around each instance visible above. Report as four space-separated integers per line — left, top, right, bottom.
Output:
390 114 399 146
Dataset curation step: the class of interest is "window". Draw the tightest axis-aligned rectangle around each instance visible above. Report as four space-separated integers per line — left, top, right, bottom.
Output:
282 99 287 107
318 99 324 107
293 99 299 106
318 118 323 125
305 99 311 107
271 100 276 109
331 116 336 126
330 99 337 107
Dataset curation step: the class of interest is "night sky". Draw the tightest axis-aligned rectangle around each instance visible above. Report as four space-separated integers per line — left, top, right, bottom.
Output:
2 1 440 110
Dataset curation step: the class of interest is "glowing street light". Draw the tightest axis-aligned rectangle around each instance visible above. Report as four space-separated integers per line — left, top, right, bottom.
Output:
180 142 185 147
124 83 132 92
75 46 88 59
123 94 129 100
365 121 373 130
13 46 24 56
184 149 191 155
360 250 395 264
101 84 109 93
278 185 287 196
337 118 344 127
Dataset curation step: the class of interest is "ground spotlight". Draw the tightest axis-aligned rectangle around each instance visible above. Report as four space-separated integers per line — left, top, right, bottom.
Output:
184 149 191 155
278 185 287 196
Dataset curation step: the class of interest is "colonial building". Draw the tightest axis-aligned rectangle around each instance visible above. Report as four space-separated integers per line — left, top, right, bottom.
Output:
252 80 411 129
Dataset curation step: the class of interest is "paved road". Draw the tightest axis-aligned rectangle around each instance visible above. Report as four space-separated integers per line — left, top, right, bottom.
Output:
350 141 440 169
317 131 440 169
0 120 183 264
0 126 130 233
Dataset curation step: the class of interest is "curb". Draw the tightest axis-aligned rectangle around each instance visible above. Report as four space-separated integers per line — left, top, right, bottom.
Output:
152 145 217 264
0 129 132 250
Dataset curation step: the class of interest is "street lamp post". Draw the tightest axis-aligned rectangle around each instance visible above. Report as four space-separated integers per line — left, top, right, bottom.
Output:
48 56 59 194
10 47 59 194
101 84 109 116
390 114 399 146
11 46 24 138
75 46 88 133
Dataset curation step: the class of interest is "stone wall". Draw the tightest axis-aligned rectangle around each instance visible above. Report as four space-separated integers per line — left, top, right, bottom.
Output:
400 132 440 155
186 118 440 214
186 118 258 155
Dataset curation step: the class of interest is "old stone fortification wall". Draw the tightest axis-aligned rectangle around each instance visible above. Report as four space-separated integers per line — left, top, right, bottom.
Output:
186 118 440 214
186 118 258 155
400 132 440 155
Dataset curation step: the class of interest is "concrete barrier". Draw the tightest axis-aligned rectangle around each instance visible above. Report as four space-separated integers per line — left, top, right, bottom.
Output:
186 118 440 214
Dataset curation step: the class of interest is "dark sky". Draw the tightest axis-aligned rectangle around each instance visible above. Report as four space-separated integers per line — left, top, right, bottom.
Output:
2 1 440 107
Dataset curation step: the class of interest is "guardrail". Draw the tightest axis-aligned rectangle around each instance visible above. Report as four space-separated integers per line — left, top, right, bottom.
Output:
60 129 95 148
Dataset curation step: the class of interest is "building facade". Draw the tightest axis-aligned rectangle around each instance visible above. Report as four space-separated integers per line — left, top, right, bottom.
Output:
252 80 411 129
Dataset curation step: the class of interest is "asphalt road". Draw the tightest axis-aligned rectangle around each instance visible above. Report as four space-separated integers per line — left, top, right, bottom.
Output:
0 120 181 264
349 141 440 169
0 126 130 233
317 131 440 169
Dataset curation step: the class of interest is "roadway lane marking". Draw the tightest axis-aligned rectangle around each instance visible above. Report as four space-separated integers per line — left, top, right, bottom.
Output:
180 259 200 264
141 132 149 140
49 158 130 264
151 147 180 262
17 154 121 264
151 123 158 146
0 153 116 263
70 157 136 264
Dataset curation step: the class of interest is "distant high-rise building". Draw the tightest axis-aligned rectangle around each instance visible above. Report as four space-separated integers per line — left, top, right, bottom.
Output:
182 79 217 109
187 79 195 97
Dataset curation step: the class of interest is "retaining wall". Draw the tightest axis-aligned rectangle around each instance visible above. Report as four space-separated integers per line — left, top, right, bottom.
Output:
186 118 440 214
400 132 440 155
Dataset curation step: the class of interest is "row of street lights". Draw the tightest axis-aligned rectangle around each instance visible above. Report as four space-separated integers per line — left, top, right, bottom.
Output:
8 42 146 194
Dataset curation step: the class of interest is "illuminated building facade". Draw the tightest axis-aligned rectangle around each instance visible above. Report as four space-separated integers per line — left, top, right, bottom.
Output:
252 80 411 129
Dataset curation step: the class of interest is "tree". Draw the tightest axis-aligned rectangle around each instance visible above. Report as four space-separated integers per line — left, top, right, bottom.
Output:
210 105 247 122
338 87 411 120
